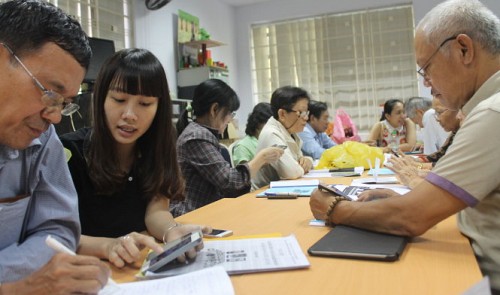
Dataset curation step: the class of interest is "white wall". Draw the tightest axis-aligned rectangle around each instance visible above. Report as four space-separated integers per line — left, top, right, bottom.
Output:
134 0 237 97
135 0 500 136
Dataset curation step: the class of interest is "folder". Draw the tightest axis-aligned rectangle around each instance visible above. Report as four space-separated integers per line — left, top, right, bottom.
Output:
308 225 408 261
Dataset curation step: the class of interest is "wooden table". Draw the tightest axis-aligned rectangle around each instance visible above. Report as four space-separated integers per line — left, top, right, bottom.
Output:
111 177 483 295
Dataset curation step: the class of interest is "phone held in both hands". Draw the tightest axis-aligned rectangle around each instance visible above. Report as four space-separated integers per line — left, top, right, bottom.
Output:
204 228 233 238
141 231 202 273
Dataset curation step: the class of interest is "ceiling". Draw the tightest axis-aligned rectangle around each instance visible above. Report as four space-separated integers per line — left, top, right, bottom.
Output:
218 0 275 7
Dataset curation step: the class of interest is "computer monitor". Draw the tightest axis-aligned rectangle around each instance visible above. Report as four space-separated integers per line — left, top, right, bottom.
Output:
83 37 115 83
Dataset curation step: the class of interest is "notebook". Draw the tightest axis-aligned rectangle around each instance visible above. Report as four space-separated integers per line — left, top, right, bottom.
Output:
308 225 408 262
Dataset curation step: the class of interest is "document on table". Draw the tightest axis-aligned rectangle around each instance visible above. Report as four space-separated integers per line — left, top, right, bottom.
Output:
99 266 233 295
256 179 319 197
140 235 310 279
350 178 410 195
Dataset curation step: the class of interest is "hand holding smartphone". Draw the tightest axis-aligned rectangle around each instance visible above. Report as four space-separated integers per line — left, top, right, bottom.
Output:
204 228 233 238
272 144 288 150
318 184 353 201
141 231 202 273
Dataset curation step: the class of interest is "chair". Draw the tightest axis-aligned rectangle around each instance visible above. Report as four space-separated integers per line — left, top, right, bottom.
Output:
219 143 232 167
228 140 240 167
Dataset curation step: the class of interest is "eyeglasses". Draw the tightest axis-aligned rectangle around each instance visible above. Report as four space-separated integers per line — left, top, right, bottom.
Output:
1 43 79 116
286 109 309 119
417 36 457 79
433 108 458 120
231 111 237 118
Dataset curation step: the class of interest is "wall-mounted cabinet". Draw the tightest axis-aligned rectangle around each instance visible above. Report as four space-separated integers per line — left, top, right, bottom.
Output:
177 66 228 99
177 39 228 100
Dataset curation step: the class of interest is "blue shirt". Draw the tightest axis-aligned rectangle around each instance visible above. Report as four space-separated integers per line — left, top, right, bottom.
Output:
0 125 79 282
298 123 336 159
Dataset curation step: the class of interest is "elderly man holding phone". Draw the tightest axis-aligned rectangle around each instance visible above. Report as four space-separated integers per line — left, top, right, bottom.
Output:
309 1 500 293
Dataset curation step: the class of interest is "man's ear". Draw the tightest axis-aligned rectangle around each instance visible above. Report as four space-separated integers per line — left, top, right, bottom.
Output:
456 34 474 65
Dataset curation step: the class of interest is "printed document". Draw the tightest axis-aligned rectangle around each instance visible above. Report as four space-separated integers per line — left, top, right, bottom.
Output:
140 235 310 279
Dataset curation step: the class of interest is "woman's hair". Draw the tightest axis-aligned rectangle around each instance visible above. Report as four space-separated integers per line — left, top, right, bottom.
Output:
87 48 184 201
245 102 272 136
380 98 404 121
270 86 311 119
308 100 328 121
176 79 240 136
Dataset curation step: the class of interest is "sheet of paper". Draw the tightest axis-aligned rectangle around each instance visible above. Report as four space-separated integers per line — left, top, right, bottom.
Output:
256 186 316 197
461 276 491 295
100 266 234 295
142 235 310 279
367 168 395 175
270 179 319 188
332 184 410 200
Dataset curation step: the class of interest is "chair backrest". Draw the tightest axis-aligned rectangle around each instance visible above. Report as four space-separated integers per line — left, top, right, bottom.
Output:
228 140 240 167
219 143 232 167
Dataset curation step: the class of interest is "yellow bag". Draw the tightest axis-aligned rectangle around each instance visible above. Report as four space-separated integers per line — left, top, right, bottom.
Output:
316 141 384 169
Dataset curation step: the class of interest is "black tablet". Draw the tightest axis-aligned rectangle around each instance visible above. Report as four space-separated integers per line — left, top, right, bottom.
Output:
308 225 408 261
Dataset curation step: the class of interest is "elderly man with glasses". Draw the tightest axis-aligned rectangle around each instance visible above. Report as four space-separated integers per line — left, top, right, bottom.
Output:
310 1 500 293
0 1 109 294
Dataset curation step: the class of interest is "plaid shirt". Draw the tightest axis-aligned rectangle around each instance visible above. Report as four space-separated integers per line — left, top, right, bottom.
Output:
171 122 251 217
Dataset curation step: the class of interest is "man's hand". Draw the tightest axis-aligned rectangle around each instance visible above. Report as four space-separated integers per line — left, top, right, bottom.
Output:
357 188 400 202
309 188 335 220
1 253 110 295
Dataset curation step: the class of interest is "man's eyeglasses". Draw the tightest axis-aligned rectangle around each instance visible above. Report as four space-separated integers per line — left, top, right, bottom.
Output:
1 43 79 116
433 108 458 120
286 109 309 119
417 36 457 79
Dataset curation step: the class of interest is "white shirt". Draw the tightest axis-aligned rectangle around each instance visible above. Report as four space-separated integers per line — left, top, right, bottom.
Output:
422 109 449 155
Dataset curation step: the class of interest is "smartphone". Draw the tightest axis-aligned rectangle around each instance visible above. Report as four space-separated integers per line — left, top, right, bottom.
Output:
272 144 288 150
141 231 202 273
391 150 401 158
204 228 233 238
318 184 353 201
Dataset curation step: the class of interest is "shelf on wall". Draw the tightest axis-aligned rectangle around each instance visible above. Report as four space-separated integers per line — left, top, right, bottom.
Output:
180 39 225 49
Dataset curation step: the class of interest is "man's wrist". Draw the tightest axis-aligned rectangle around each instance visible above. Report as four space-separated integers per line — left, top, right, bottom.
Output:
325 196 350 226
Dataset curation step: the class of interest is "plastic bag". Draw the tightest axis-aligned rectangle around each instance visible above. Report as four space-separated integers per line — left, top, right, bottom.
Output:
316 141 384 169
332 109 361 144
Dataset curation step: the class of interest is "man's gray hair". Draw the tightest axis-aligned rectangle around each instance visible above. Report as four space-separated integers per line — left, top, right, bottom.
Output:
416 0 500 56
405 97 432 119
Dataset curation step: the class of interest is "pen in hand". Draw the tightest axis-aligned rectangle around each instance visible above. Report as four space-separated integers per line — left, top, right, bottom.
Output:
45 235 119 287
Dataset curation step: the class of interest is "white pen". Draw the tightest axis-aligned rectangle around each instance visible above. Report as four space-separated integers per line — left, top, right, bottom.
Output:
45 235 119 286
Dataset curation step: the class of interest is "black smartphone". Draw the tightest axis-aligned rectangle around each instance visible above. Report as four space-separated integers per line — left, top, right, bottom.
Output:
318 184 353 201
391 150 401 158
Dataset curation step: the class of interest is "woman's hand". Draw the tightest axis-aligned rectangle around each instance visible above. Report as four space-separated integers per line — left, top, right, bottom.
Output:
164 224 212 263
299 156 313 173
106 232 163 268
258 147 285 164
